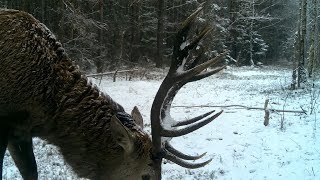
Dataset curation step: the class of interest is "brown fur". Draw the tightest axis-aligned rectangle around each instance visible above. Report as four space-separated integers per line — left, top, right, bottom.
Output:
0 9 153 180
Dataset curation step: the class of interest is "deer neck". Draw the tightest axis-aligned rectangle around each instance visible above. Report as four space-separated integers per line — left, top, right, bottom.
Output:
40 74 126 178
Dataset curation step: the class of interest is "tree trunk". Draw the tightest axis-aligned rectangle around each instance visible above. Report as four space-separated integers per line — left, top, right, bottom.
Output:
156 0 165 68
308 0 318 78
95 0 104 73
316 0 320 69
57 0 64 40
292 1 302 90
298 0 307 87
41 0 45 23
291 38 298 90
249 0 255 66
22 0 29 12
129 0 141 63
229 0 238 62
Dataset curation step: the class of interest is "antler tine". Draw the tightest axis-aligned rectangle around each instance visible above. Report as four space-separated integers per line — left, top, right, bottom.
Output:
164 141 206 160
180 2 206 33
186 26 212 54
163 150 212 169
189 65 227 82
161 110 223 137
183 27 212 71
180 51 227 81
170 3 205 74
186 52 203 71
172 110 216 127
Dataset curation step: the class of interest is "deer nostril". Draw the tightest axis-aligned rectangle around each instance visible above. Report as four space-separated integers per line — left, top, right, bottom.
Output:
142 175 150 180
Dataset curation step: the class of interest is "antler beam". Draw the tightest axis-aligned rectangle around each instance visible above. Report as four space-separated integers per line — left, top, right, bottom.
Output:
151 3 226 179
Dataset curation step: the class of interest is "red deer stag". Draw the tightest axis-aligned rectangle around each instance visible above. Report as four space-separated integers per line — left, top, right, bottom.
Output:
0 5 225 180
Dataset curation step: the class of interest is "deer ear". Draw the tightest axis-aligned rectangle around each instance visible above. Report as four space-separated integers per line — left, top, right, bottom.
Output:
131 106 144 129
110 115 133 153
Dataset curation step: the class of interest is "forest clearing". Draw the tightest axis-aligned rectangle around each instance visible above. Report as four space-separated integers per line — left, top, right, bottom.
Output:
3 65 319 180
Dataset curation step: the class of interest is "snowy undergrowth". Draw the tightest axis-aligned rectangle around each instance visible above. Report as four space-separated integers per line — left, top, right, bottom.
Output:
3 66 320 180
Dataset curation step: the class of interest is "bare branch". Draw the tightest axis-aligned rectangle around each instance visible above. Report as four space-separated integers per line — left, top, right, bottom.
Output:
86 69 140 77
172 105 306 114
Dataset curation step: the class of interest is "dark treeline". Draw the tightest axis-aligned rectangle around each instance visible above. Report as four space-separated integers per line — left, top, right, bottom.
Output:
0 0 302 73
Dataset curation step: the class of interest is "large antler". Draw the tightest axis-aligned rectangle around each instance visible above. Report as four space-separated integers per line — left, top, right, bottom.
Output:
151 4 226 179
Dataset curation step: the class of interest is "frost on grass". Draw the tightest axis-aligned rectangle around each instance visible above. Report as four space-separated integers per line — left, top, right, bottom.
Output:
3 66 320 179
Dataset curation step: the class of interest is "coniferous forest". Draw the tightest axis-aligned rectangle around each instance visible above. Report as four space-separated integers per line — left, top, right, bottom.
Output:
2 0 317 77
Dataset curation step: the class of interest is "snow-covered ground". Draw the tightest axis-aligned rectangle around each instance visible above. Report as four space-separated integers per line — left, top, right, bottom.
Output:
3 65 320 180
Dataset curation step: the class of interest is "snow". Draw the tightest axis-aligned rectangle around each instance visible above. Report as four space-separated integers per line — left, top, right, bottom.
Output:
3 66 320 180
180 41 188 51
177 57 187 74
